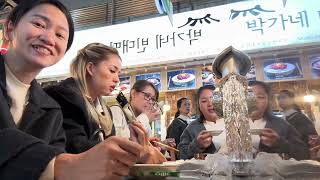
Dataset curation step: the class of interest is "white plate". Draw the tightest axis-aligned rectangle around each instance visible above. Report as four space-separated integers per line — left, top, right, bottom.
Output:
312 59 320 71
202 73 214 83
250 129 263 135
264 63 295 76
208 130 223 136
146 78 160 86
171 73 195 86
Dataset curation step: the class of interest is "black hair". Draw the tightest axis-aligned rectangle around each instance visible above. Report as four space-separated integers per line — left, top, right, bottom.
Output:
174 97 188 119
130 80 159 101
7 0 74 51
196 85 215 123
248 80 273 120
279 89 301 112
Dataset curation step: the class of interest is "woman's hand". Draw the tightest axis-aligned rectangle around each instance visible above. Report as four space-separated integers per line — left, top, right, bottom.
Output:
149 137 162 151
129 121 167 164
260 128 280 147
143 105 161 122
55 136 143 180
129 121 149 147
162 138 177 161
308 135 320 148
196 130 212 149
162 138 176 149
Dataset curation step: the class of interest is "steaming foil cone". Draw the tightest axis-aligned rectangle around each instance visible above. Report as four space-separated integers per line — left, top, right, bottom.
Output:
212 46 252 78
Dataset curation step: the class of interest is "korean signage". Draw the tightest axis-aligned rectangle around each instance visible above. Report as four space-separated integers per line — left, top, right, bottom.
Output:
39 0 320 78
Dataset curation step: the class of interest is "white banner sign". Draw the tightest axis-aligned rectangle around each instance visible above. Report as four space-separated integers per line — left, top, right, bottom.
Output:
39 0 320 78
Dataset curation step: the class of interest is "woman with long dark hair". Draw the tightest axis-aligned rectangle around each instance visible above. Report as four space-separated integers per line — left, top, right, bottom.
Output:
111 79 175 163
248 81 309 160
278 90 318 144
178 85 226 159
111 80 161 138
166 97 191 147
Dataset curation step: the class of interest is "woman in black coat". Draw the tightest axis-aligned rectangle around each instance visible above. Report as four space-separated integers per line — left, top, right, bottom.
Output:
278 90 318 145
166 97 191 147
0 1 143 180
249 81 310 160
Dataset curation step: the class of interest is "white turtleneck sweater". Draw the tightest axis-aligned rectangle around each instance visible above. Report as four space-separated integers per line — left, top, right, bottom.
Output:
5 62 30 125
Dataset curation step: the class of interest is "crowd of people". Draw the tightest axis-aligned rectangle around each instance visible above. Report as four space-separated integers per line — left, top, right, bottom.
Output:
0 0 319 179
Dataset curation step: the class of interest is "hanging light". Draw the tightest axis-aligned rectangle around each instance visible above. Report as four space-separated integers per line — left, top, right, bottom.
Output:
303 94 315 103
163 104 171 112
304 80 315 103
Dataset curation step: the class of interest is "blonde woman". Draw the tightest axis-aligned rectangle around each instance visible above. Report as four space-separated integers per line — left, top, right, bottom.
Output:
46 43 166 163
46 43 120 153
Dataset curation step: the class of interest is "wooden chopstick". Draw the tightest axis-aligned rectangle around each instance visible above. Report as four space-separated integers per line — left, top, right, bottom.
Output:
310 144 320 151
152 141 179 152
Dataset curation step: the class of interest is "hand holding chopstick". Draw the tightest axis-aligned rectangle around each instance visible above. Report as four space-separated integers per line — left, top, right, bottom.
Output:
310 144 320 152
151 140 179 152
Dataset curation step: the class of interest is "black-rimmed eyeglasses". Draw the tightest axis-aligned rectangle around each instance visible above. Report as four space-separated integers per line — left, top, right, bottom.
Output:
139 91 157 105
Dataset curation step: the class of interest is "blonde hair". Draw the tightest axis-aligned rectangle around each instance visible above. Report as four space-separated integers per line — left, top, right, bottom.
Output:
70 43 121 137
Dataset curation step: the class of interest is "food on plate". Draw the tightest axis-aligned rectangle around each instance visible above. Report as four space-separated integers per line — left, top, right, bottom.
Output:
119 84 129 91
111 83 130 95
146 78 160 86
270 63 287 70
177 73 190 80
264 62 295 77
202 72 209 79
202 71 214 83
171 73 195 86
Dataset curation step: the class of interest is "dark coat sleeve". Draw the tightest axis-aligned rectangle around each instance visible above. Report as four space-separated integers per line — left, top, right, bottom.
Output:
287 112 318 144
178 127 203 160
45 86 100 154
278 124 309 160
177 121 216 160
166 119 185 145
261 116 309 160
0 128 63 180
62 103 99 153
48 110 66 151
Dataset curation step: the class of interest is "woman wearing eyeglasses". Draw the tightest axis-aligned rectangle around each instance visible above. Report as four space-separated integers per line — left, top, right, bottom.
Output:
111 80 161 138
111 80 175 162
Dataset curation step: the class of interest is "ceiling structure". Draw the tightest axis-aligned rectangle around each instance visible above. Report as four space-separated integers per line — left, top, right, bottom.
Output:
1 0 246 30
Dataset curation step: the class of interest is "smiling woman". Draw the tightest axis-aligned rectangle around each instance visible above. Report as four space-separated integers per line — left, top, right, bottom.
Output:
3 1 73 84
0 1 145 180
